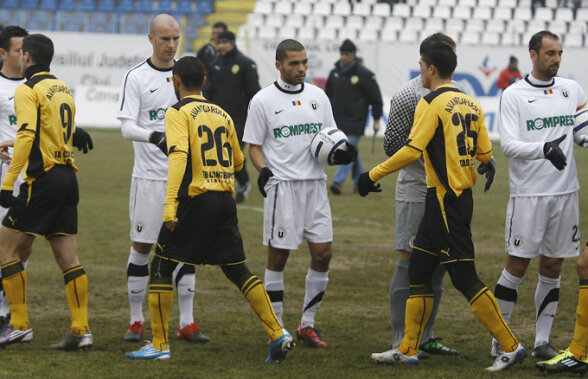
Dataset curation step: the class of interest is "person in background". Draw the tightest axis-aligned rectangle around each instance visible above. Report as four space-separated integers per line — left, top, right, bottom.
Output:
196 21 227 74
497 56 522 91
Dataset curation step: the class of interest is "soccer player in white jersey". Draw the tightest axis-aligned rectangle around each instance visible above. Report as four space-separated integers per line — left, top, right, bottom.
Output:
117 14 208 343
0 25 30 329
492 30 587 360
243 39 356 349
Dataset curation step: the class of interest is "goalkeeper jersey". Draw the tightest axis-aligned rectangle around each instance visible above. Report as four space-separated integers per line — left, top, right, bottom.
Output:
499 73 587 197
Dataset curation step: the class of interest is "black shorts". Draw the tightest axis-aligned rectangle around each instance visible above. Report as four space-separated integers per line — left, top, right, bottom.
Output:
3 165 78 238
155 191 246 266
412 188 475 263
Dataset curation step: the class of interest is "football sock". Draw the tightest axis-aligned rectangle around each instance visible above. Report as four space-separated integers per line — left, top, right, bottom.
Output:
0 272 9 318
424 264 445 342
63 265 89 335
127 247 149 324
534 274 560 348
242 275 283 341
493 268 522 348
1 260 28 330
174 263 195 329
398 285 433 356
570 279 588 360
149 279 173 351
264 268 284 325
470 286 518 353
301 268 328 328
389 258 410 348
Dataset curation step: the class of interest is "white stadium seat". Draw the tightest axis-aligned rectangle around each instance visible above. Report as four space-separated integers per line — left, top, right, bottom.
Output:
412 5 431 18
381 29 398 42
486 19 505 33
425 18 444 32
533 8 553 21
365 16 384 30
253 1 272 15
445 30 460 43
358 29 378 42
317 27 337 41
465 19 484 33
285 14 304 28
513 7 532 21
306 15 324 29
452 6 471 19
545 0 557 8
484 0 498 6
353 2 372 17
258 26 276 39
501 31 520 46
278 26 297 40
433 6 451 19
372 3 390 17
493 7 511 20
548 20 568 35
333 1 351 16
419 0 437 5
313 2 332 16
405 17 425 31
461 31 480 45
564 33 583 48
445 18 465 34
293 2 312 16
527 19 547 33
298 27 314 40
265 14 284 28
481 31 500 45
274 2 292 15
568 20 587 34
247 13 265 28
347 15 365 30
575 8 588 22
399 29 419 43
384 16 404 31
392 3 411 18
338 28 357 41
506 19 526 34
473 7 492 20
554 8 573 22
498 0 516 8
326 15 345 29
438 0 456 6
458 0 476 6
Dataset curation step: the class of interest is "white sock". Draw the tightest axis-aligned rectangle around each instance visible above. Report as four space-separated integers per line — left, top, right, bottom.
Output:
264 268 284 326
492 268 523 347
174 263 195 329
535 274 560 348
127 247 150 324
301 269 329 328
0 275 8 318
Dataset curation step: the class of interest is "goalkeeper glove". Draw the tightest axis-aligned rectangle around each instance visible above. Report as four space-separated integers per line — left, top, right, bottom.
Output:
150 131 168 155
332 142 358 165
477 157 496 192
357 171 381 197
0 189 14 208
543 134 566 170
72 127 93 154
257 167 273 198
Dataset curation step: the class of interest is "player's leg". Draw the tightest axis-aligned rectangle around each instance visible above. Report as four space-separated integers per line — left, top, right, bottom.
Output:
125 242 151 341
389 250 411 348
174 263 209 342
265 246 289 326
533 255 562 358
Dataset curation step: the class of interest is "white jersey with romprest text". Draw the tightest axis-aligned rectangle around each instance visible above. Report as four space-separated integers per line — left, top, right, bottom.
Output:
0 73 25 146
243 78 337 181
498 73 587 197
117 58 176 180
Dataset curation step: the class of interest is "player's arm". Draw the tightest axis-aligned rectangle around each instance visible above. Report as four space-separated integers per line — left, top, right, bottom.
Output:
360 71 383 132
227 116 244 172
162 107 188 224
243 60 261 102
383 83 418 157
118 74 155 143
475 113 492 164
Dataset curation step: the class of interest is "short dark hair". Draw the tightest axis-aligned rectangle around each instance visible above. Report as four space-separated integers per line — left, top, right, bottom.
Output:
22 33 53 66
529 30 560 53
173 56 204 90
0 25 28 51
419 34 457 79
421 32 456 51
276 39 305 62
212 22 227 30
509 56 517 65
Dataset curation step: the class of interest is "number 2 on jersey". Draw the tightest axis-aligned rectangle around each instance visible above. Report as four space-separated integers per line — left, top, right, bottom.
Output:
452 112 478 157
198 125 233 168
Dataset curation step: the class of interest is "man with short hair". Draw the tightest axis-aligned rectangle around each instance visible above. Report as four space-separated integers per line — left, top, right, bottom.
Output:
203 30 260 203
496 56 522 91
0 33 94 350
243 39 356 349
326 39 382 195
359 33 525 371
196 21 227 74
117 13 208 344
125 56 294 362
491 30 587 360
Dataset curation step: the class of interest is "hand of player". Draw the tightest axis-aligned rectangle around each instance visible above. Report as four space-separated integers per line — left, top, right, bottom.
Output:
332 142 358 165
257 167 273 197
0 189 15 208
72 127 94 154
543 134 566 170
357 171 381 197
373 120 380 134
150 131 168 155
477 157 496 192
164 218 178 232
0 146 11 164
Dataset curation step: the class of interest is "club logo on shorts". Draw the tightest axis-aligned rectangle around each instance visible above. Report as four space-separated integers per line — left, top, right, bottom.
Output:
136 224 143 233
408 235 416 248
513 235 523 248
276 227 287 239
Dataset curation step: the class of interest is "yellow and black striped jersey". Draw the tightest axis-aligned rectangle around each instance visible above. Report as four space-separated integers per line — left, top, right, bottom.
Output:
2 68 77 191
163 94 244 221
371 84 492 199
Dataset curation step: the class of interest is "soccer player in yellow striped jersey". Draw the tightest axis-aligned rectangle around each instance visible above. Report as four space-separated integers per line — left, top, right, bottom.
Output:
358 34 525 371
0 33 93 351
125 56 294 362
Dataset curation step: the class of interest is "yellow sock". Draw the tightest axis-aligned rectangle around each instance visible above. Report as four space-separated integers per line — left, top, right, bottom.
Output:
570 279 588 361
63 265 89 335
470 287 518 353
398 287 433 356
149 281 173 351
241 275 283 341
1 260 29 330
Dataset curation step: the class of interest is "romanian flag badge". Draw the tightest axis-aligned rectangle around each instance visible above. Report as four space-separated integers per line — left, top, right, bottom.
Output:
292 100 301 106
166 76 173 82
544 89 553 95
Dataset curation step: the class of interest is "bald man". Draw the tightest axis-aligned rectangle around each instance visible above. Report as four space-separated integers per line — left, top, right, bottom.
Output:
117 14 209 344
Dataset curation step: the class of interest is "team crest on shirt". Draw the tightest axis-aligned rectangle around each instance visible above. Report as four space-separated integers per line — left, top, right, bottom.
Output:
136 224 143 233
232 65 240 74
310 100 319 111
350 75 359 85
560 88 570 99
276 227 287 239
512 235 523 248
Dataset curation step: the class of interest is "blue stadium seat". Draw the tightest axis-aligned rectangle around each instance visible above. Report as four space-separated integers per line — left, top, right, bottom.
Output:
97 0 114 11
117 0 134 12
195 0 212 15
58 0 76 10
22 0 38 10
137 0 152 12
2 0 19 9
176 0 192 13
39 0 57 10
25 10 54 30
79 0 96 11
186 13 205 28
157 0 172 12
89 11 116 32
0 9 14 24
120 12 149 34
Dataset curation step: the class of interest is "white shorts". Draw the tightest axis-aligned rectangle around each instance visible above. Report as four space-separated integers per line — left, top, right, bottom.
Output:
129 177 166 244
394 200 425 252
263 178 333 250
505 192 580 259
0 161 23 221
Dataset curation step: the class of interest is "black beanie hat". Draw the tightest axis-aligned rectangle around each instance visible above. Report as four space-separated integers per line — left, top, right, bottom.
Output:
218 30 235 43
339 39 356 54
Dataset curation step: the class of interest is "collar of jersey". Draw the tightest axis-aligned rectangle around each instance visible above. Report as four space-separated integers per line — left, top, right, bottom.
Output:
0 71 24 81
524 73 555 88
25 64 50 80
274 77 304 94
146 58 174 72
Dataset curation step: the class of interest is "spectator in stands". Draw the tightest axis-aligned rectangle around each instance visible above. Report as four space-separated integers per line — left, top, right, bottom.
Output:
203 30 260 203
326 39 383 195
497 56 522 91
197 21 227 74
531 0 546 16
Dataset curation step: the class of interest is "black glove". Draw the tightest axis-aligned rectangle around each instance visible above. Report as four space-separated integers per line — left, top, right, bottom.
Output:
332 142 358 165
0 189 14 208
543 134 566 170
72 127 93 154
257 167 273 197
477 157 496 192
357 171 381 197
150 131 168 155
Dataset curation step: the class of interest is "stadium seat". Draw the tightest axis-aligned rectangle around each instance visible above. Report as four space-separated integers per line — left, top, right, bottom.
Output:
313 3 332 16
56 10 88 32
284 14 303 28
89 11 116 33
513 7 532 20
554 8 573 22
461 31 480 45
438 0 456 6
364 15 383 30
544 0 557 8
381 29 397 42
452 6 471 19
493 7 511 20
486 19 505 33
384 16 404 31
278 25 296 40
527 19 547 33
79 0 95 11
405 17 424 31
297 27 314 40
333 1 351 16
425 17 444 32
564 32 583 47
433 6 451 19
117 0 134 12
274 1 291 15
58 0 76 10
445 18 465 34
253 1 272 14
326 15 344 29
484 0 497 6
38 0 57 10
398 29 419 43
501 30 520 46
21 0 37 9
498 0 516 8
346 15 364 30
265 14 283 28
136 0 152 12
533 7 552 21
196 0 213 15
457 0 476 6
306 15 324 28
392 3 411 18
372 3 390 17
97 0 115 11
465 19 484 32
353 2 371 17
481 31 500 45
412 5 431 18
2 0 19 9
317 27 337 40
445 29 460 42
186 13 205 27
157 0 172 12
568 20 587 34
518 0 530 5
293 2 311 15
473 7 492 20
358 29 378 42
548 20 568 35
506 19 526 34
338 28 357 40
177 0 194 13
576 8 588 22
418 0 436 6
